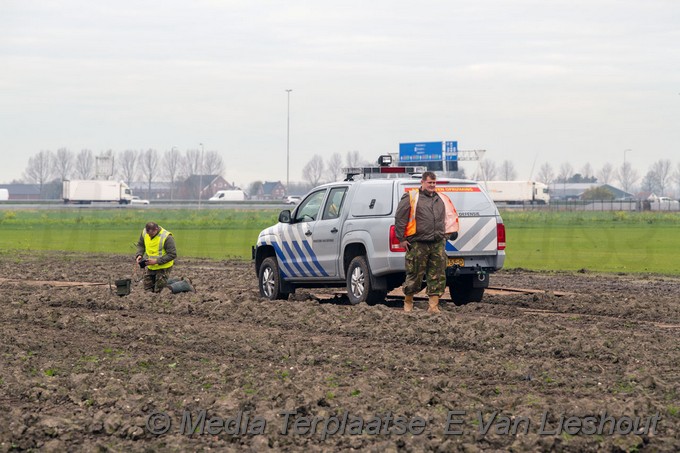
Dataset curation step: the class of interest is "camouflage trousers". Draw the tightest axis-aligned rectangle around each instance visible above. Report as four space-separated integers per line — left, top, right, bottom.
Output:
143 267 172 293
403 239 447 296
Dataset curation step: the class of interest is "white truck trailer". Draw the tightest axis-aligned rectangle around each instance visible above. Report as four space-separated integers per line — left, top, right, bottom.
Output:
482 180 550 205
62 180 134 204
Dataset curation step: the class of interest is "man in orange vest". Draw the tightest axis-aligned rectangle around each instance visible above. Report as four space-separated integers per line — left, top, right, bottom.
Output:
135 221 177 293
394 172 459 313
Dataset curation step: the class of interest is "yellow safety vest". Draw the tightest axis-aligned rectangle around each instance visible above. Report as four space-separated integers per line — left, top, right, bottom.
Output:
143 227 174 270
405 190 459 237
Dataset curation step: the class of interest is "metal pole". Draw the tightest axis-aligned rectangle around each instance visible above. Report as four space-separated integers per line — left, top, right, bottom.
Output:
286 89 292 192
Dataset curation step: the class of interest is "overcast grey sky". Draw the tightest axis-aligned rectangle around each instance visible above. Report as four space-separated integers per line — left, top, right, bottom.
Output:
1 0 679 186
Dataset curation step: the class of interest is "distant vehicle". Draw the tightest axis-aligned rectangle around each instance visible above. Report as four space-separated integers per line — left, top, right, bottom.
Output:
130 196 150 205
285 195 302 204
651 196 680 211
0 188 8 201
62 180 133 204
209 189 246 202
482 181 550 205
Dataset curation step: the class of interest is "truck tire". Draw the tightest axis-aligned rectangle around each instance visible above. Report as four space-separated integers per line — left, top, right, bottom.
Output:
258 257 290 301
448 275 484 306
346 256 387 305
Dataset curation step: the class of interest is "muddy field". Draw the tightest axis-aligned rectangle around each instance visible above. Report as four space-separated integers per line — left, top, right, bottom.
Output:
1 252 679 452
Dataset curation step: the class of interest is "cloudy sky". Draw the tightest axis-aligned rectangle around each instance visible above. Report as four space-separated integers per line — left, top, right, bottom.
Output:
1 0 678 187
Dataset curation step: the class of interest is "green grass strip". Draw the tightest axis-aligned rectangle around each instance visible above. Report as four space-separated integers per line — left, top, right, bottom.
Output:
1 209 679 275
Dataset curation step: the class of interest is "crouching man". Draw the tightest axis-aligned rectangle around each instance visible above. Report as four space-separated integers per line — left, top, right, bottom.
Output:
135 221 176 293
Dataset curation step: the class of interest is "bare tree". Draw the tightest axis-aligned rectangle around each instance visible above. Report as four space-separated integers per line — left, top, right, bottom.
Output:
477 160 497 181
640 171 658 194
23 150 54 195
118 149 139 186
163 148 182 200
326 152 343 182
302 154 325 186
649 159 673 196
597 162 614 185
183 149 202 176
139 148 160 197
674 162 680 196
616 162 640 194
580 162 594 180
74 149 95 179
557 162 574 183
203 150 225 176
53 148 74 181
499 160 517 180
537 163 554 185
345 151 364 168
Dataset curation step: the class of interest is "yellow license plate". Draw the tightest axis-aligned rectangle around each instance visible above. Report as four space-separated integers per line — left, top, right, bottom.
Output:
447 258 464 267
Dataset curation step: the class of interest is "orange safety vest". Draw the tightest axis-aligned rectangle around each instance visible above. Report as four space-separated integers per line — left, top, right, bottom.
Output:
405 190 459 237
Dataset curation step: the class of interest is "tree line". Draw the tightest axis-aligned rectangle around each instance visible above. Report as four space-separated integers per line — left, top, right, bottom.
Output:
18 148 680 199
21 147 225 199
476 158 679 197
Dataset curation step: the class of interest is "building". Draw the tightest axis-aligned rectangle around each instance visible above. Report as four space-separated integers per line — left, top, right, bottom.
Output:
176 175 234 200
0 183 42 200
252 181 286 200
549 183 633 201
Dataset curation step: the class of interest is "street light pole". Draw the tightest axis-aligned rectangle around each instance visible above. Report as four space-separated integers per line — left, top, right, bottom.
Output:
286 89 292 193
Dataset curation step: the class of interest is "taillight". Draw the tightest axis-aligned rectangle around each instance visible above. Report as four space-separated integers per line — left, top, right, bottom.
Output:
497 223 506 250
389 225 406 252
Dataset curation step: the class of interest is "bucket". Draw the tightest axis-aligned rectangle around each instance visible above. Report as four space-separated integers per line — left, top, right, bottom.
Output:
114 278 132 297
169 279 195 294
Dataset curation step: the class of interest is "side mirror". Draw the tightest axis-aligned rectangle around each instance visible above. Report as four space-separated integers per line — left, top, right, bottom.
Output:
278 210 291 223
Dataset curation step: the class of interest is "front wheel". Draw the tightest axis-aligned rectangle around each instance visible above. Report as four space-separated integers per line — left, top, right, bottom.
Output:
258 257 290 300
448 275 484 306
346 256 386 305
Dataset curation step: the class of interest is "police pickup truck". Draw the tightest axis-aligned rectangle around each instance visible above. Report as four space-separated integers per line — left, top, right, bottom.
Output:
253 164 506 305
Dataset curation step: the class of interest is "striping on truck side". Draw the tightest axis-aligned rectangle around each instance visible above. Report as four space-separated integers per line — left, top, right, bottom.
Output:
253 164 506 306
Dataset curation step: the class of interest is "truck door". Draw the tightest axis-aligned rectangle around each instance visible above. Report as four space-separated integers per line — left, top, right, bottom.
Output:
309 186 348 277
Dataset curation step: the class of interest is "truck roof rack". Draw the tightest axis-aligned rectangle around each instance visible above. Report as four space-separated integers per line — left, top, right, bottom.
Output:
343 165 427 181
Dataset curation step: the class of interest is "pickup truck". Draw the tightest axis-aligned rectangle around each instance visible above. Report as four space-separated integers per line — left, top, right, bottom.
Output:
253 167 506 305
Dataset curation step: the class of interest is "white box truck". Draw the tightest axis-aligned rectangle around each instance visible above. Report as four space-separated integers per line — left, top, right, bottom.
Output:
208 189 246 201
0 188 8 201
62 180 134 204
482 181 550 205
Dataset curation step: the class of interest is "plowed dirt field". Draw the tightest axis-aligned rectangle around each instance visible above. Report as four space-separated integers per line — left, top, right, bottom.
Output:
1 252 678 452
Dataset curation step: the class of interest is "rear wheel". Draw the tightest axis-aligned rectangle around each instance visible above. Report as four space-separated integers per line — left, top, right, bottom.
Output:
346 256 386 305
448 275 485 306
258 257 290 300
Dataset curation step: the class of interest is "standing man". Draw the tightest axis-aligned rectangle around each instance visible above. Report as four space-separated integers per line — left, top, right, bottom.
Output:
394 172 458 313
135 221 177 293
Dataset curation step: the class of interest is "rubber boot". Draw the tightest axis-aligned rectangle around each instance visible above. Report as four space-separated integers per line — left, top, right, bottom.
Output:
403 294 414 313
427 295 441 313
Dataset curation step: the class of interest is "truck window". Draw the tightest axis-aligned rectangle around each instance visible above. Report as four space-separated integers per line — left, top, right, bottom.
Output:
295 190 326 222
322 187 347 220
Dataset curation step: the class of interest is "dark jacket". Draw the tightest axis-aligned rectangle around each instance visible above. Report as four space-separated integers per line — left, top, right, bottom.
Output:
394 189 446 243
